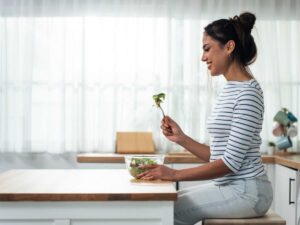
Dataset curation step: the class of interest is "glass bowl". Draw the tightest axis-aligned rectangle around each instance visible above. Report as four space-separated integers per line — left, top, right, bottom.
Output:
124 155 165 178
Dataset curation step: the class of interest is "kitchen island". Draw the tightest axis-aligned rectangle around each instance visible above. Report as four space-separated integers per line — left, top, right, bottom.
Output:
0 169 177 225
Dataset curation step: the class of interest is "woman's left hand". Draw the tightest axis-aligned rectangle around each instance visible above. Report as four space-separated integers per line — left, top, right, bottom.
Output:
136 165 177 181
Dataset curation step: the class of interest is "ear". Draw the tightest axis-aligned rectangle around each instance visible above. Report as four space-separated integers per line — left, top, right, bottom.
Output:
226 40 235 54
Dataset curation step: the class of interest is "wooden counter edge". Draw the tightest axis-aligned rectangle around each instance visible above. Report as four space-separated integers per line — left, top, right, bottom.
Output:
77 153 300 170
77 155 125 163
0 193 177 201
274 156 300 170
77 154 275 164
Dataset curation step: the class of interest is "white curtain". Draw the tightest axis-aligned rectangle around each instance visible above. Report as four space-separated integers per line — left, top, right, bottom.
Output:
0 0 299 153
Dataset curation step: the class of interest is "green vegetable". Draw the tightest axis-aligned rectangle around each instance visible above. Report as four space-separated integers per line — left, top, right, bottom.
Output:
129 157 157 178
268 142 275 147
153 93 166 118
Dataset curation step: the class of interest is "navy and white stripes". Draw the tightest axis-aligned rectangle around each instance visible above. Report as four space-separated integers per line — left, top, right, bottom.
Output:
207 79 265 185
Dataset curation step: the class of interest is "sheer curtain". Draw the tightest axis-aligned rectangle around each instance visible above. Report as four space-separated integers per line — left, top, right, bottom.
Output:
0 0 299 153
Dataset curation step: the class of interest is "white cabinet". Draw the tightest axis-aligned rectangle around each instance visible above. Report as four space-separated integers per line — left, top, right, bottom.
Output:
0 201 173 225
79 163 125 169
274 164 298 225
172 163 211 190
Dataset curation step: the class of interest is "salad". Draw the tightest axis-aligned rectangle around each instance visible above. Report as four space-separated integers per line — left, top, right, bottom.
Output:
128 157 158 178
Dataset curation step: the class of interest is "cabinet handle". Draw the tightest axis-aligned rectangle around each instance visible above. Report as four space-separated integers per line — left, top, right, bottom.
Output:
289 178 295 205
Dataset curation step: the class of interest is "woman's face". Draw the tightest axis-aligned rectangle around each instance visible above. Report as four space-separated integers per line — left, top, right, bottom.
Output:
201 32 230 76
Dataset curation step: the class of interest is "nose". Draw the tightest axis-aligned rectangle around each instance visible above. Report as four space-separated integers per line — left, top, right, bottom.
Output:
201 53 206 62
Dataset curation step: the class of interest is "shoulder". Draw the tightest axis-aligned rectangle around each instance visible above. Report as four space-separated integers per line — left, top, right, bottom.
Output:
235 80 264 110
237 80 263 101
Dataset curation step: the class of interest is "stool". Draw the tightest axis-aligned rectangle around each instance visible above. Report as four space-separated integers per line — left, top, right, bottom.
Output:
203 210 286 225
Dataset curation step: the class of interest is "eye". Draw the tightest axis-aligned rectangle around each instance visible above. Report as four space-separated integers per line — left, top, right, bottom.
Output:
204 47 209 52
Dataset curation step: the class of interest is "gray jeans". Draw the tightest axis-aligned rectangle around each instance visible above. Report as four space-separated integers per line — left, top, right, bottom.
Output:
174 175 273 225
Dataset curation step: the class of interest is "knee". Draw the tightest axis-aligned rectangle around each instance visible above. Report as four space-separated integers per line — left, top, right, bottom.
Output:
174 208 201 225
174 217 197 225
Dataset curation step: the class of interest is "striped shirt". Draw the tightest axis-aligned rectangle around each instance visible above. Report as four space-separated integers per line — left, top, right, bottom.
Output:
206 79 265 185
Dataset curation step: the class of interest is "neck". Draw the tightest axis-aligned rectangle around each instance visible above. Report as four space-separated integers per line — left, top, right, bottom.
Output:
223 61 253 81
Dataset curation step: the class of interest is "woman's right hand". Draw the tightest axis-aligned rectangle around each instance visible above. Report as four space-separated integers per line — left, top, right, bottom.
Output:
161 116 186 144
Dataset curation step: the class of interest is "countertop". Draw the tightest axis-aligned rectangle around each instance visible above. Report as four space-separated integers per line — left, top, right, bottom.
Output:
0 169 177 201
77 152 300 170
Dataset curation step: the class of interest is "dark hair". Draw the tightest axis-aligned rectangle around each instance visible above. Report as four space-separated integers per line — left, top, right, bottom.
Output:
204 12 257 66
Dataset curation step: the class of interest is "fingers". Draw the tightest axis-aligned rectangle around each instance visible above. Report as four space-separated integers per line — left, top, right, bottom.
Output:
136 166 160 180
162 116 173 126
161 120 169 128
141 173 155 180
161 120 171 128
164 115 172 123
160 124 172 133
161 116 173 135
137 170 155 180
162 128 173 136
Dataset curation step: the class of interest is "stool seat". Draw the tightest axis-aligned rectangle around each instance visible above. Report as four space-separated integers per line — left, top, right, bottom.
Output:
203 210 285 225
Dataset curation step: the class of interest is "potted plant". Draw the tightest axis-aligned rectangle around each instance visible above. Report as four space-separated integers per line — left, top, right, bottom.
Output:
267 141 275 155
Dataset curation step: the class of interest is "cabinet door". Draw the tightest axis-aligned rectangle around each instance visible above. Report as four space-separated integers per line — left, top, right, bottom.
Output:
172 163 211 190
275 164 297 225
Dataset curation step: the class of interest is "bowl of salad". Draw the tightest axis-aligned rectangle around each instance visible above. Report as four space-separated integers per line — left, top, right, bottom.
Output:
124 155 165 179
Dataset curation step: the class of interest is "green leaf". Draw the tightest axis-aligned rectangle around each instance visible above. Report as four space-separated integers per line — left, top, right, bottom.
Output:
152 93 166 107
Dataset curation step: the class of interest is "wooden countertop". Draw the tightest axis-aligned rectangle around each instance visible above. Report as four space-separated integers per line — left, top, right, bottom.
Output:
0 169 177 201
77 152 300 170
77 153 210 164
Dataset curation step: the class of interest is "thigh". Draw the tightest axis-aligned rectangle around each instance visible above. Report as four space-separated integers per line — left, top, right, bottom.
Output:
175 182 220 225
177 182 215 195
174 180 258 225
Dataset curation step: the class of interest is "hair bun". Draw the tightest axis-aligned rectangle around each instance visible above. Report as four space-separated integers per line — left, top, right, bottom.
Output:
238 12 256 34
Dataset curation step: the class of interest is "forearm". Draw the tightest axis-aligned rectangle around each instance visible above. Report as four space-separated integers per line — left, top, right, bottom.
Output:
178 135 210 162
174 159 232 181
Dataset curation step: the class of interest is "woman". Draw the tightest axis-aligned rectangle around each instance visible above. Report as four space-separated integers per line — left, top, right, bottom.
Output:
138 12 273 224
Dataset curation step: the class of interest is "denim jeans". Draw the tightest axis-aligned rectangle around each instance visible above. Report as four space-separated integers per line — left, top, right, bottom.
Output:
174 175 273 225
